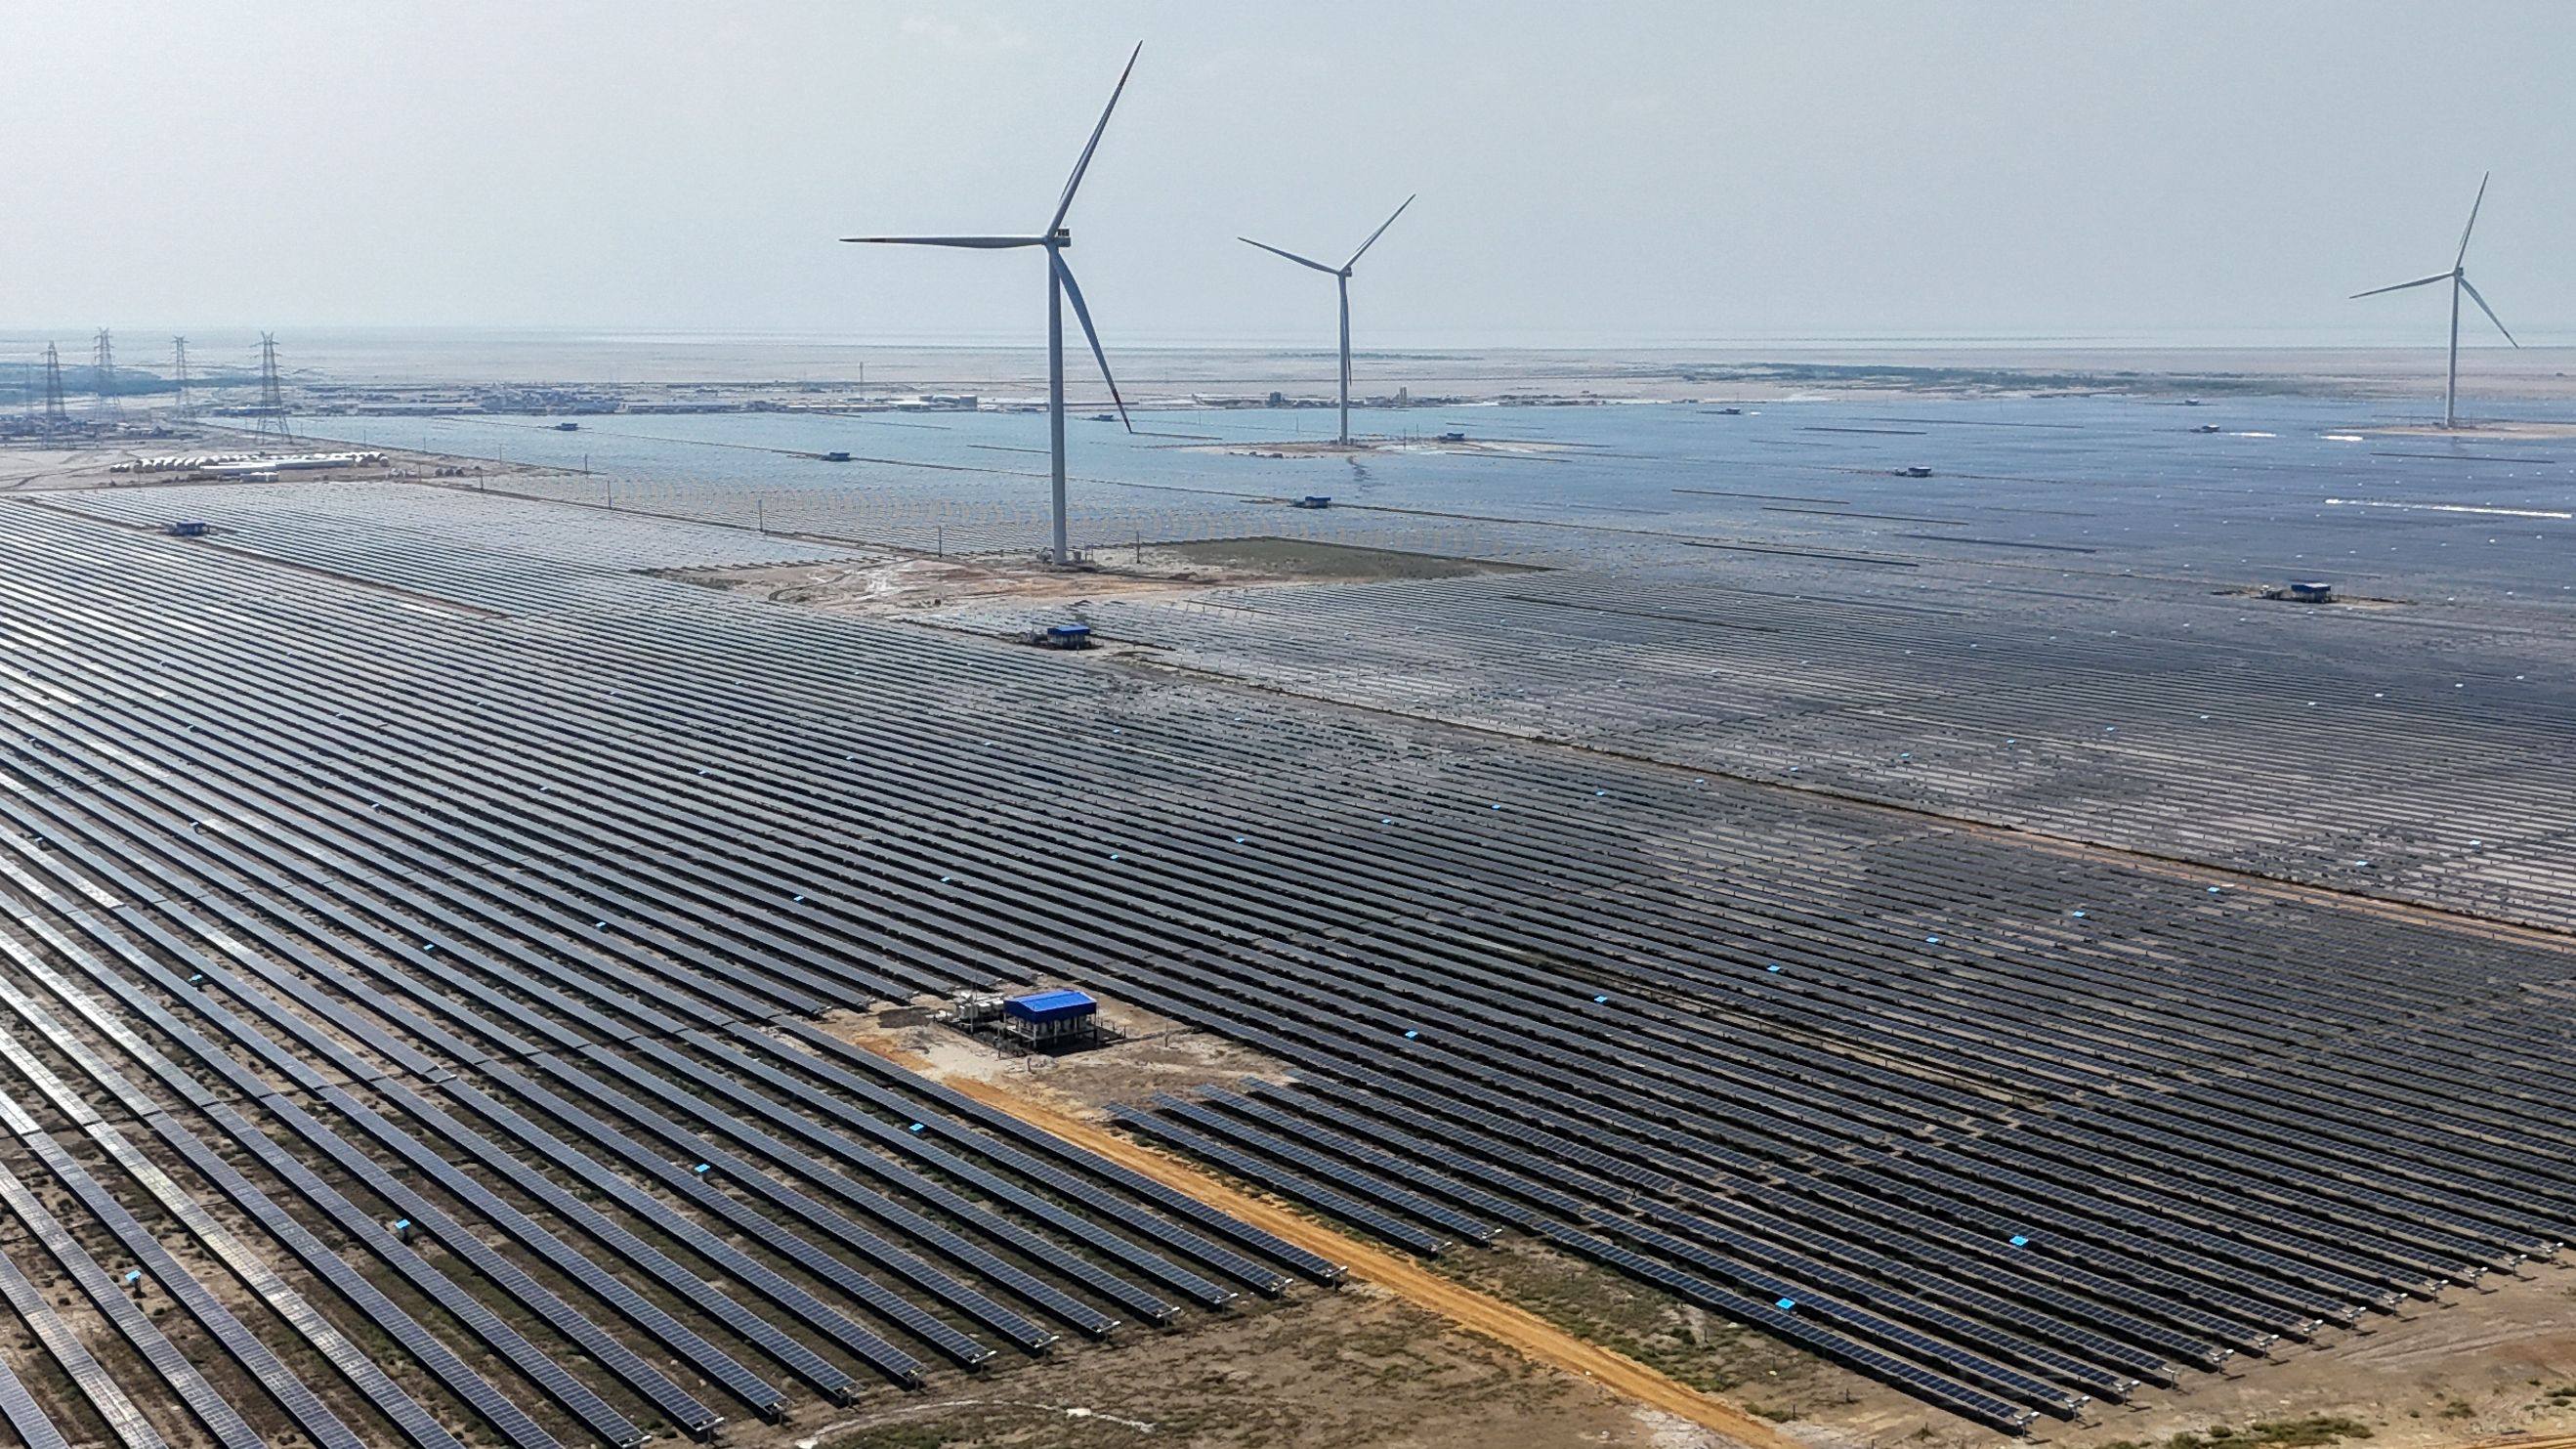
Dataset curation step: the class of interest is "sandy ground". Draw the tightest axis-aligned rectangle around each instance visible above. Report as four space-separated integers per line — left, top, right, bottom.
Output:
771 1286 1723 1449
826 1000 1300 1114
1188 436 1591 459
2039 1267 2576 1449
669 536 1527 618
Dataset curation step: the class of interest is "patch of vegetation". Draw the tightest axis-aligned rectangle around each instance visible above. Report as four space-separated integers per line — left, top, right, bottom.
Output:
2114 1416 2376 1449
1420 1241 1803 1399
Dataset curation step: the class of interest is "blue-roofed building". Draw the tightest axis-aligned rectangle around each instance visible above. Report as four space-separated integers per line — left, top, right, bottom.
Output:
1001 988 1100 1048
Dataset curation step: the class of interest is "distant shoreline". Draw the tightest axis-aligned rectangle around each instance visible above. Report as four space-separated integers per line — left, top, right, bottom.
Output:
8 333 2572 407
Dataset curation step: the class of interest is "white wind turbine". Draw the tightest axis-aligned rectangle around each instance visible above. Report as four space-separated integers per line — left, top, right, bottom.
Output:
2350 172 2519 429
844 44 1141 565
1240 195 1415 447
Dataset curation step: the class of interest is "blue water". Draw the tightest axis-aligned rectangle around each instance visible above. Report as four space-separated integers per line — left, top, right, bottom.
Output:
294 395 2576 596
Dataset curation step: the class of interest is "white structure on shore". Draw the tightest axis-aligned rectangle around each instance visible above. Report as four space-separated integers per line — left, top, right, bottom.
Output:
114 450 384 475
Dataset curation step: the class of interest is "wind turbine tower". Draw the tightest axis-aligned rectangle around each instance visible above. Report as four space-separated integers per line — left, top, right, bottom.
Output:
2351 172 2519 429
1241 196 1415 447
843 44 1142 567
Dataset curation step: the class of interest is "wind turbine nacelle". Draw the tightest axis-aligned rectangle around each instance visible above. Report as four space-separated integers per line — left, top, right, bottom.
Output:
1051 228 1072 248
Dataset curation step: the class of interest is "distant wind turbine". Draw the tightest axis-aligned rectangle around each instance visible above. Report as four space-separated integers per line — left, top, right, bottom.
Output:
2350 172 2519 429
1240 195 1415 447
843 44 1141 565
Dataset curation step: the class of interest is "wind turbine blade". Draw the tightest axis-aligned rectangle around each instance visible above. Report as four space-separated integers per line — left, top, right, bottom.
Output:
2348 273 2453 299
1238 236 1339 273
1344 193 1416 269
1050 42 1143 233
2459 276 2519 347
2456 170 2490 267
1052 252 1131 431
839 235 1049 248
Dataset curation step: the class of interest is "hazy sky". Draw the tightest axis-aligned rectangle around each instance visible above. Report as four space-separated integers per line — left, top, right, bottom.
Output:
7 1 2572 347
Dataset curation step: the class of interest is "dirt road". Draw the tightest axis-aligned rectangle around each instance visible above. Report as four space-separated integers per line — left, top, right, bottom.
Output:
922 1062 1795 1449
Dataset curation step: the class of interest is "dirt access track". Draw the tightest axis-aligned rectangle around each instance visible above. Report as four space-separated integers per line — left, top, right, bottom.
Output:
852 1030 1794 1449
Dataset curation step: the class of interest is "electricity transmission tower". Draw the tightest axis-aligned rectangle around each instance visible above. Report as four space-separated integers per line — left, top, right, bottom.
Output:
171 336 192 417
39 345 67 431
252 332 293 443
92 329 121 420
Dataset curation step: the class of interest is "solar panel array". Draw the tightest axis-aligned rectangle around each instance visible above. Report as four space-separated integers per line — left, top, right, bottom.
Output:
910 528 2576 932
0 484 2567 1438
0 504 1345 1445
